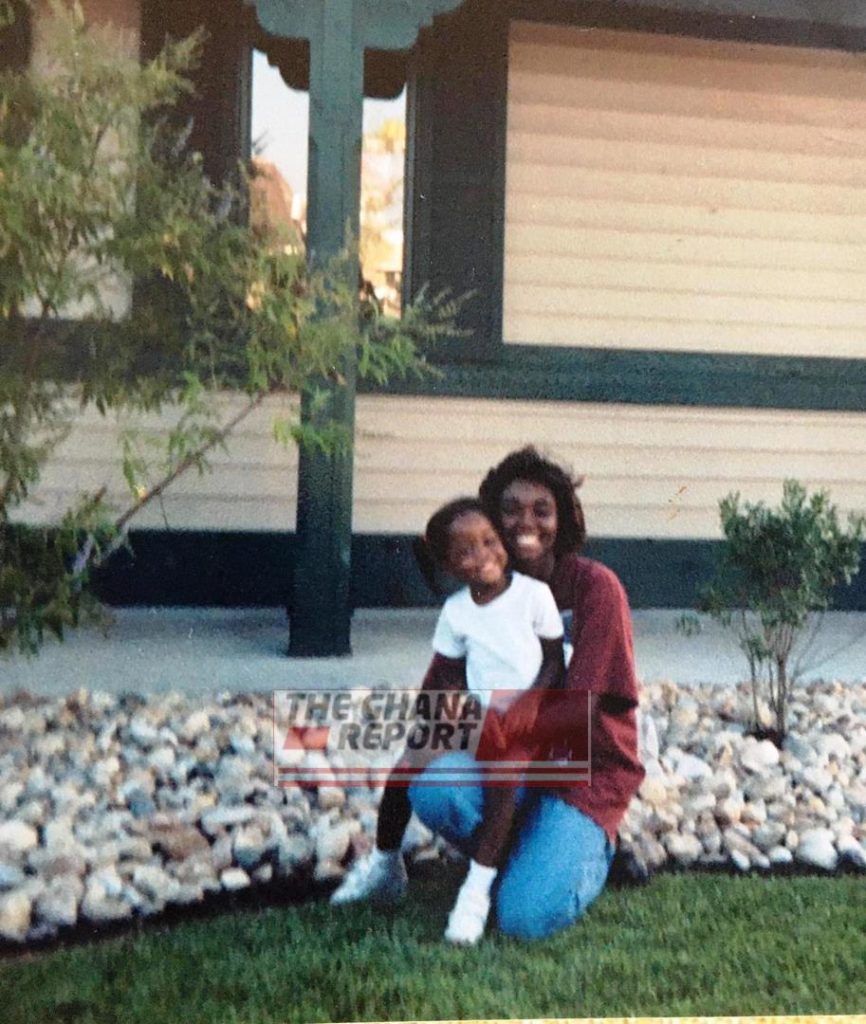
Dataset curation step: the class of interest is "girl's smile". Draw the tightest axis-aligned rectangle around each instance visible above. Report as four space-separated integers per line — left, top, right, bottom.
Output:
499 480 558 580
445 511 509 603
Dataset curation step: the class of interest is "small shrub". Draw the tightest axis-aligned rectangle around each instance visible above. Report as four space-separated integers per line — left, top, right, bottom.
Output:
698 479 865 738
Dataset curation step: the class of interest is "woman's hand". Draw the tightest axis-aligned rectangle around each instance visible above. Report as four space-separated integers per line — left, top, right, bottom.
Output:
499 689 541 745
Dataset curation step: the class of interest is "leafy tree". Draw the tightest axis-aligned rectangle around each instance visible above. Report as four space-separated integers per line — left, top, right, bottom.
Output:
0 0 453 654
696 480 865 738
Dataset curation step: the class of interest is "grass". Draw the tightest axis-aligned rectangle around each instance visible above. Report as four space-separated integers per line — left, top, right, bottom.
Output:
2 867 865 1023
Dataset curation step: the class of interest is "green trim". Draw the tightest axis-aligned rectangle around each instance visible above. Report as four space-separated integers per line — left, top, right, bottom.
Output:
509 0 866 48
91 530 866 611
287 1 366 656
140 0 255 187
247 0 467 51
13 320 866 413
405 0 866 400
366 345 866 412
406 0 509 362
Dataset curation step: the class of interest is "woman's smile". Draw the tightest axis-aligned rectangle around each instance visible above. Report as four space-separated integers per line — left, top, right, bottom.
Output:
499 480 558 579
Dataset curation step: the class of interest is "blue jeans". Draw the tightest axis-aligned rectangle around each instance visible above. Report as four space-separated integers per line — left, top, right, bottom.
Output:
408 751 614 941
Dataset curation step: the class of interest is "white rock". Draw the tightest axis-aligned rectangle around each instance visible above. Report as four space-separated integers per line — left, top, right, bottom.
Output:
752 821 787 852
0 782 24 813
0 707 25 731
90 867 124 899
0 864 27 890
795 828 838 871
220 867 251 892
637 708 660 763
200 806 256 836
741 799 767 826
715 795 744 825
708 769 738 799
129 717 160 749
132 864 180 903
743 773 787 803
81 881 132 923
638 776 667 806
180 710 211 743
230 733 256 757
701 831 722 856
783 734 814 763
317 781 348 810
683 792 716 818
673 753 713 782
826 785 847 810
739 739 780 773
836 834 866 870
276 834 314 873
233 825 270 870
148 746 176 773
314 820 355 864
664 832 703 865
313 858 345 882
0 891 31 941
36 877 83 928
800 765 834 794
251 864 273 884
768 845 794 866
815 734 850 760
0 820 38 855
729 849 750 872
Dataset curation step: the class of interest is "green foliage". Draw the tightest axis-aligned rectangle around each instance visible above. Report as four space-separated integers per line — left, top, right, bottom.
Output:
0 1 454 654
700 479 865 736
3 871 866 1020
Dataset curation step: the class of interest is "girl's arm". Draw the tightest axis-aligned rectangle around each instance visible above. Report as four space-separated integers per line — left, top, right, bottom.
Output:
534 636 566 691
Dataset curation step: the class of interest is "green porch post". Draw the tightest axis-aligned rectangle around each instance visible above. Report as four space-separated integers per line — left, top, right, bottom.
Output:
247 0 467 656
290 1 363 656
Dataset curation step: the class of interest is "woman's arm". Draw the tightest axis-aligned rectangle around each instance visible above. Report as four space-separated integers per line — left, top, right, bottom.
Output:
497 638 564 742
501 564 638 748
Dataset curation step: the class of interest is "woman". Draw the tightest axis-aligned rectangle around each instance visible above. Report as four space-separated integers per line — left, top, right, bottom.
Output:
332 447 645 941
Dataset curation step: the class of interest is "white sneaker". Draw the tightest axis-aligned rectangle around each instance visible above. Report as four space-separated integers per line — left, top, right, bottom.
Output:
329 849 408 906
444 882 491 945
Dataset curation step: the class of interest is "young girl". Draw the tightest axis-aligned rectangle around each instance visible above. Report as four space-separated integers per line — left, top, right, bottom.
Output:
331 497 565 945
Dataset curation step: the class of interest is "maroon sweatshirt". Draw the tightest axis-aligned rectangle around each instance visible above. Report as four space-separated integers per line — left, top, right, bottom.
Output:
548 554 645 840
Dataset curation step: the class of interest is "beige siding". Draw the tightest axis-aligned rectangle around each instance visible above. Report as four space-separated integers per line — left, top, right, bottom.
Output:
504 22 866 356
19 394 866 539
14 396 300 531
354 397 866 539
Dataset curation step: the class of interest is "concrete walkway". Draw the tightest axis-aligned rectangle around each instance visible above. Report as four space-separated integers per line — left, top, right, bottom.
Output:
3 607 866 697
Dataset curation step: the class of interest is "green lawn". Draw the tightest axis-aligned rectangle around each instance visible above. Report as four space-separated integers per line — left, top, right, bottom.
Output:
2 869 865 1023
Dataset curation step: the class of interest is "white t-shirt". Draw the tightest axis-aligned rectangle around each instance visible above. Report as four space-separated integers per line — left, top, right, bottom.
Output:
431 571 563 709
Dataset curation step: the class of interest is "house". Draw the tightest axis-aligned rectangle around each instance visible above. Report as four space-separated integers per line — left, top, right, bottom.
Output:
7 0 866 655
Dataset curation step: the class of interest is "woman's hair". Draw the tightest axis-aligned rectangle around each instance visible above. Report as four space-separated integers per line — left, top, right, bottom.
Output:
479 446 586 555
413 496 491 592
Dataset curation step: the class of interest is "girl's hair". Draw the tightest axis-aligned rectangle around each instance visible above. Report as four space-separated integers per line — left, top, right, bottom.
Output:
413 497 491 592
479 446 586 556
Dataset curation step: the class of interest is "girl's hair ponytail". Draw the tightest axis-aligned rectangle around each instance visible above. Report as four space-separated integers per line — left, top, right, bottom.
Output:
412 534 440 594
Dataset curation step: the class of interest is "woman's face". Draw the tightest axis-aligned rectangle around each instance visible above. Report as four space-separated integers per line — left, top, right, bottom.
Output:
498 479 558 580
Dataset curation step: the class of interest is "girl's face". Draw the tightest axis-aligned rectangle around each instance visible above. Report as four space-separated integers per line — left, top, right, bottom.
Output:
445 511 509 601
498 479 559 580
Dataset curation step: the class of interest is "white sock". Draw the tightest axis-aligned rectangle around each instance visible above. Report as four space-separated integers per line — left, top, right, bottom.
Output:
463 859 498 898
372 847 401 866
